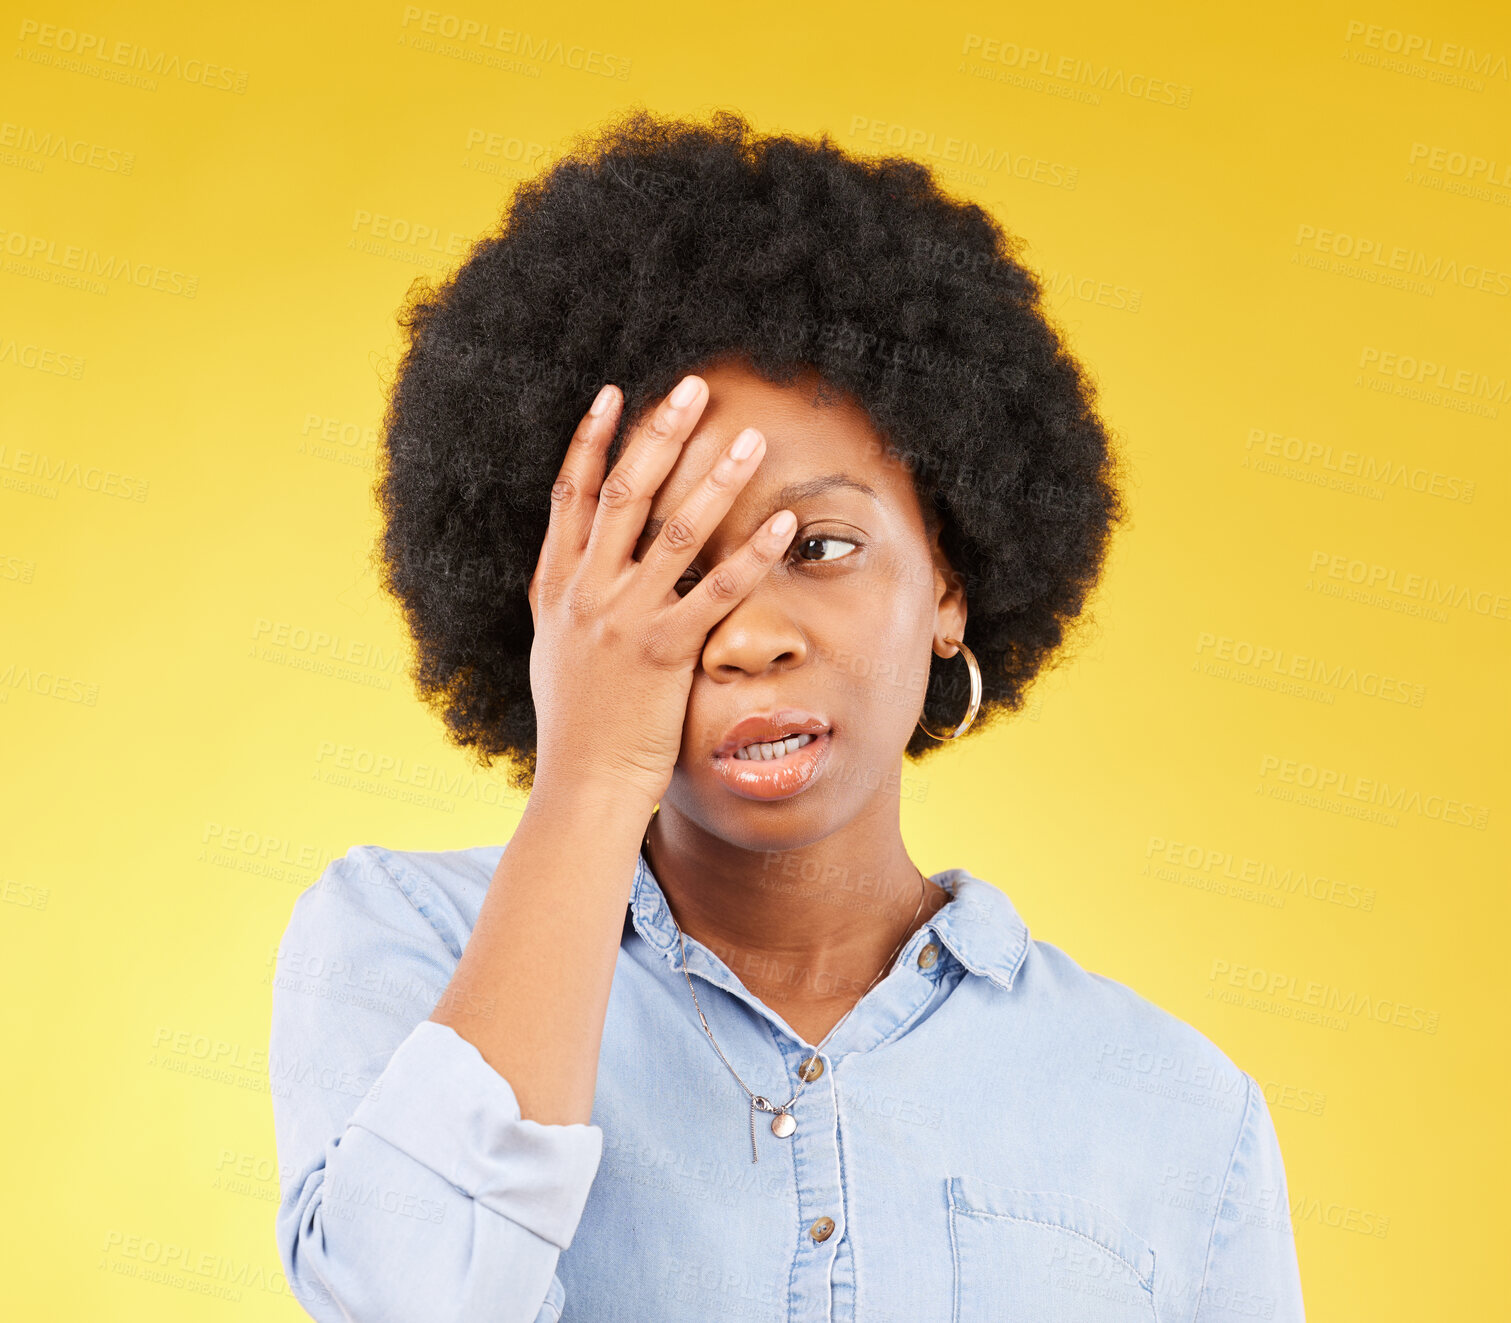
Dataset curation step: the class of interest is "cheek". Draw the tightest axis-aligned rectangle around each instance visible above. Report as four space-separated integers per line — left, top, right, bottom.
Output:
814 579 935 732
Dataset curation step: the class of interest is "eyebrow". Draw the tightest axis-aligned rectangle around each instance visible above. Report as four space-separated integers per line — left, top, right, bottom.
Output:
640 473 880 542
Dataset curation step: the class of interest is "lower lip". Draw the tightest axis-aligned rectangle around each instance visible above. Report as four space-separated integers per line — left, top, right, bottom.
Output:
710 731 833 801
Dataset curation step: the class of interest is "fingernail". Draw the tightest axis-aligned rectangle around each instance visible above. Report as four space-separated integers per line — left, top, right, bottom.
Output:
590 384 614 417
669 376 700 409
770 510 796 537
730 428 760 461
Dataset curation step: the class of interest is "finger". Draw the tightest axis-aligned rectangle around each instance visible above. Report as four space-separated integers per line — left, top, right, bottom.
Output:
664 506 798 640
629 425 769 607
579 374 709 584
537 383 621 594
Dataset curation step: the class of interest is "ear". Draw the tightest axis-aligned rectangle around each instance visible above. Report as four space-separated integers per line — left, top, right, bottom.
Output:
927 518 968 656
527 545 545 629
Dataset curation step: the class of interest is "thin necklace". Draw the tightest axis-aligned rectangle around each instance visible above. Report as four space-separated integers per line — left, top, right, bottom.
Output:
640 810 930 1163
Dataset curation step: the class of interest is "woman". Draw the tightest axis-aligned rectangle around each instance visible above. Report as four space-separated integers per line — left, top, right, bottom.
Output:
270 108 1305 1322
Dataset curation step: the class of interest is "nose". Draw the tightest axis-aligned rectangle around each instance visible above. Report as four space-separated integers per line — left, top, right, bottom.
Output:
698 583 809 679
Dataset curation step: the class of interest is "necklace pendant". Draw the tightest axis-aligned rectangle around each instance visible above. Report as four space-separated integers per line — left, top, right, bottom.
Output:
770 1109 797 1138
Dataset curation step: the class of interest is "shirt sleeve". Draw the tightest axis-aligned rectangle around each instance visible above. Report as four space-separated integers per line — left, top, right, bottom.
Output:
1191 1072 1306 1323
269 845 604 1323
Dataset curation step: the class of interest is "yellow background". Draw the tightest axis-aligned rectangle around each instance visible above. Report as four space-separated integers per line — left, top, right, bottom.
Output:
2 0 1506 1317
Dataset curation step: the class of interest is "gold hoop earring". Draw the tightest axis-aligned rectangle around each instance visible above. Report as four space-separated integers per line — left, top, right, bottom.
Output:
917 637 981 741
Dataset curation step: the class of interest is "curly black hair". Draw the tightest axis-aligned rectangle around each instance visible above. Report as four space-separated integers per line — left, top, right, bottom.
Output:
374 106 1128 796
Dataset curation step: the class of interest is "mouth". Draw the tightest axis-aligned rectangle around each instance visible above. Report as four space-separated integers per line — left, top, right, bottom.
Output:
710 710 834 801
730 730 820 761
712 710 831 759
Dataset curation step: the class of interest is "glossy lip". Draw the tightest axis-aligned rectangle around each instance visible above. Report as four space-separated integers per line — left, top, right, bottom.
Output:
709 730 834 801
713 709 831 759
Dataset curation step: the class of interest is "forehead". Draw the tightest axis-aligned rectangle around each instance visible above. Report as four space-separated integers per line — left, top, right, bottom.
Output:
648 359 920 518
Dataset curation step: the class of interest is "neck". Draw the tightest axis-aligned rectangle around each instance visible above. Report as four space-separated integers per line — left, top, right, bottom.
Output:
642 798 952 1033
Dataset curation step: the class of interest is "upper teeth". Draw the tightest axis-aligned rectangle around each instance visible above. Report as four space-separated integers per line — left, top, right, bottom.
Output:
735 732 817 760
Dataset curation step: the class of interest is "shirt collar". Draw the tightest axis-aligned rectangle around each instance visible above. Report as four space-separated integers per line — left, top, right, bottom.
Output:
626 852 1030 992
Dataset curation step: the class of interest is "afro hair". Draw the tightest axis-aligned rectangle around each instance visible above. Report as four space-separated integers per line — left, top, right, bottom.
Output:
374 106 1129 796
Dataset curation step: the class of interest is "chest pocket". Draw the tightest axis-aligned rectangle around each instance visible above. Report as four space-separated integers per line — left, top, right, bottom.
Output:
947 1176 1158 1323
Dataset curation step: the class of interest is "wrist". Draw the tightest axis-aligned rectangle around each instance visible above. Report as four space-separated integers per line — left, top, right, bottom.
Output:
527 764 661 825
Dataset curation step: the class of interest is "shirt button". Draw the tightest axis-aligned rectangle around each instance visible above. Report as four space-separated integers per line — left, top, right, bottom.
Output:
917 942 939 970
799 1055 824 1081
809 1216 835 1242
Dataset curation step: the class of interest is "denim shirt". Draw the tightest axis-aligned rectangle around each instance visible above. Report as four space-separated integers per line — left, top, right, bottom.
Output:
270 843 1305 1323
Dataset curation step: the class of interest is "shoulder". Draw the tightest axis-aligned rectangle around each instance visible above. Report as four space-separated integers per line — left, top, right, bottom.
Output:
286 842 505 963
1002 930 1292 1274
1029 934 1228 1049
1005 929 1271 1218
1022 940 1302 1318
940 871 1256 1147
945 872 1245 1091
943 869 1244 1091
1020 931 1254 1108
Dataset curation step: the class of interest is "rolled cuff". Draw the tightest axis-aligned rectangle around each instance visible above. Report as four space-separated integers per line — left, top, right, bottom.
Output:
348 1018 604 1251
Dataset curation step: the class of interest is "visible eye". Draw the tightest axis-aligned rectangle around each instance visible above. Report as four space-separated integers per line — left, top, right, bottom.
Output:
791 534 861 565
674 531 862 594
